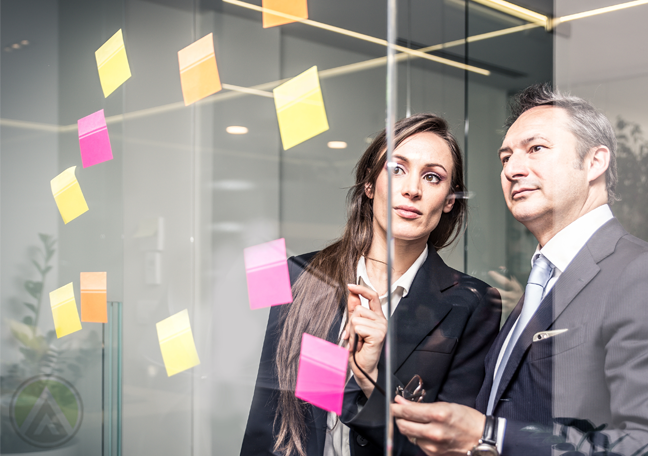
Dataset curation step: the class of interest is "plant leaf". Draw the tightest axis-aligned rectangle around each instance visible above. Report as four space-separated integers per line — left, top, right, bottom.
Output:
23 302 37 313
24 281 43 299
31 260 44 274
22 316 33 326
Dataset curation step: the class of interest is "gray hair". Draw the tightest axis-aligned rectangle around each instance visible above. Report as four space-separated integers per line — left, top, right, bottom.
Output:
506 84 618 203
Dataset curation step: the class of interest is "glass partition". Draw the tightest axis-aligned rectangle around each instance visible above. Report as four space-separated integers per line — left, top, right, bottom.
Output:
3 1 648 455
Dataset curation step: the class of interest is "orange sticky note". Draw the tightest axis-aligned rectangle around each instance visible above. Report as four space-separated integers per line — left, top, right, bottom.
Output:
49 283 83 338
80 272 107 323
263 0 308 28
178 33 222 106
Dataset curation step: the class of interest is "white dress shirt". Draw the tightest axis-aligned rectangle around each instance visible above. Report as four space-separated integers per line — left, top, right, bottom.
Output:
323 246 429 456
493 204 613 378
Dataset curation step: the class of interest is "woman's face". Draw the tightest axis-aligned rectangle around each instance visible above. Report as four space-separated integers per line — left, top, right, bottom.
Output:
368 131 455 244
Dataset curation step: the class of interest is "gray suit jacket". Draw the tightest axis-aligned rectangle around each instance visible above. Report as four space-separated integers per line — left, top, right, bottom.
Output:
476 218 648 455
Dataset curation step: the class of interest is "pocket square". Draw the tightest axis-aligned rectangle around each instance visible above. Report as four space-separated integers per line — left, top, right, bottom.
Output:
533 328 568 342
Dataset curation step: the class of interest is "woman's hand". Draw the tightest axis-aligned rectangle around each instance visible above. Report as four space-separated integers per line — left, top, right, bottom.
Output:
343 283 388 398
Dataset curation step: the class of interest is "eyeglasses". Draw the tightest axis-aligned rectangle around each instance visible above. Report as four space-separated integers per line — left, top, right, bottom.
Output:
352 335 426 402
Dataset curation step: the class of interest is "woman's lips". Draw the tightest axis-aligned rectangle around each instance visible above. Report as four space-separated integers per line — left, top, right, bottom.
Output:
394 206 422 219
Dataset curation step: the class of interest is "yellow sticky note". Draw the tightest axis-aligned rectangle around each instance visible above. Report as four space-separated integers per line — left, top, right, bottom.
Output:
263 0 308 28
49 283 83 338
156 309 200 377
95 29 132 98
51 166 89 224
178 33 222 106
273 66 329 150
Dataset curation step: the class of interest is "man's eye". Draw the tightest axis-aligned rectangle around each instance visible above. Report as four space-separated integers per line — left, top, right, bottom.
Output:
501 156 510 165
532 145 544 152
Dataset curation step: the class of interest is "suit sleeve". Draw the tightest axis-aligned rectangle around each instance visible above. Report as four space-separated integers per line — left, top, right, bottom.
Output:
240 257 307 456
240 305 284 456
342 286 502 456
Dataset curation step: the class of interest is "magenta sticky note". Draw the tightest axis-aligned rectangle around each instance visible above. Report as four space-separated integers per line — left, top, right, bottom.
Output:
78 109 113 168
295 333 348 415
244 238 293 309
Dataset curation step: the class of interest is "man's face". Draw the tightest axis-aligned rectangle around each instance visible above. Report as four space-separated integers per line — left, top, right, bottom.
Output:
499 106 589 234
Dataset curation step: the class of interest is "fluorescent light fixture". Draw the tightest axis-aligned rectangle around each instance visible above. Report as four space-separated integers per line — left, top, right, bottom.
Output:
226 126 249 135
471 0 547 25
471 0 548 28
555 0 648 25
223 0 490 76
327 141 347 149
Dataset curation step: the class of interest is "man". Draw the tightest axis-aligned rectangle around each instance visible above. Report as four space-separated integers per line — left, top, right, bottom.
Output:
391 84 648 455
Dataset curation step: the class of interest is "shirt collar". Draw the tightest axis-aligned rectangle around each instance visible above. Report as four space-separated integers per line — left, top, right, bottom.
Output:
534 204 613 272
357 245 428 298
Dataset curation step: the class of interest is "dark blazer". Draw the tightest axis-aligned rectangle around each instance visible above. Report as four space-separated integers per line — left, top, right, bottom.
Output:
475 219 648 456
241 249 501 456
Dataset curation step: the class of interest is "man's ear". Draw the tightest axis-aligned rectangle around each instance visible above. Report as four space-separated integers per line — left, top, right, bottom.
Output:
365 182 374 199
443 192 455 213
587 145 610 184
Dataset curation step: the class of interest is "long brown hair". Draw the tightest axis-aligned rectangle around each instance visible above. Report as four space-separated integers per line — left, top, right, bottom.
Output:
273 113 467 456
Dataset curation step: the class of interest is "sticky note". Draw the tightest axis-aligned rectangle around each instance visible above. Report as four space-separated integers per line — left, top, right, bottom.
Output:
95 29 131 98
273 66 329 150
263 0 308 28
156 309 201 377
51 166 89 224
295 333 347 414
178 33 222 106
244 238 293 309
78 109 113 168
80 272 107 323
49 283 83 338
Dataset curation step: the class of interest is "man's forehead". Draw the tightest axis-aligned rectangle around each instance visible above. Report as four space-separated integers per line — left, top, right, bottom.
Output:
503 106 570 145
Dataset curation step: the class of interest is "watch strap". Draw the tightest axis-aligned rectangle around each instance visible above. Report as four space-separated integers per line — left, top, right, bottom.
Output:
482 415 497 446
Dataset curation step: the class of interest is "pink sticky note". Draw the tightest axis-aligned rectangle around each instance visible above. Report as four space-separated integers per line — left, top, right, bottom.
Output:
244 238 293 309
78 109 113 168
295 333 347 415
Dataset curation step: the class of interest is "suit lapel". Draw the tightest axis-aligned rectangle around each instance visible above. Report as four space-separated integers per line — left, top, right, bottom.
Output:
392 249 455 373
490 219 627 409
476 296 523 412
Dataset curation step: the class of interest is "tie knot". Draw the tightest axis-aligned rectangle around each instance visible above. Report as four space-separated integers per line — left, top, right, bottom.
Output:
528 255 554 288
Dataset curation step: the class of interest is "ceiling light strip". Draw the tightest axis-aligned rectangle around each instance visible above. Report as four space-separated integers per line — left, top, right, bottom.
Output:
223 0 490 75
471 0 547 26
556 0 648 24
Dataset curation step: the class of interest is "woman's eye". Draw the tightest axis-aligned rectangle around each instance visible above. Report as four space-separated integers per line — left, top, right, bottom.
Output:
392 165 404 175
424 173 440 183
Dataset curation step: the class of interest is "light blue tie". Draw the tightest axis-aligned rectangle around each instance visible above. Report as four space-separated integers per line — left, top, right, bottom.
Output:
487 254 554 414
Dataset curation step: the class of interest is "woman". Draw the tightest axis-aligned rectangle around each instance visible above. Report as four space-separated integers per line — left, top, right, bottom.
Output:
240 114 501 456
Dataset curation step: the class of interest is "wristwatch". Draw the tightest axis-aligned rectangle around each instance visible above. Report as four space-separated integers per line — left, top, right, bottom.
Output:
467 415 499 456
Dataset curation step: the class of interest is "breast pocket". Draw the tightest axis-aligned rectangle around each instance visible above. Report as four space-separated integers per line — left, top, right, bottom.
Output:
416 333 458 354
529 326 586 362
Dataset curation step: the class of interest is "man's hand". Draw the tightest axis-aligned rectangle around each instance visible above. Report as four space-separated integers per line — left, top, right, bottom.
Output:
343 283 387 397
391 396 485 456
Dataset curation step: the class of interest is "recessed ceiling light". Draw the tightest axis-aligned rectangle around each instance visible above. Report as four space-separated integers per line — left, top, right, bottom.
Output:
327 141 347 149
21 40 29 46
226 126 248 135
4 47 11 52
12 43 20 49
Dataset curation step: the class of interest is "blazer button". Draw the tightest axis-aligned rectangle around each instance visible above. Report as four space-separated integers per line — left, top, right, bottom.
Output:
357 435 369 447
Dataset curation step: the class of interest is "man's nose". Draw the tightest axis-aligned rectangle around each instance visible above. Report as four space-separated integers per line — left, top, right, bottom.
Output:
503 152 528 180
